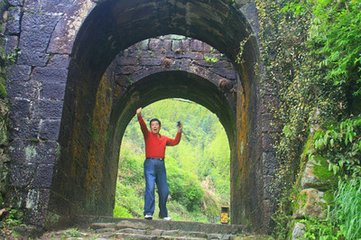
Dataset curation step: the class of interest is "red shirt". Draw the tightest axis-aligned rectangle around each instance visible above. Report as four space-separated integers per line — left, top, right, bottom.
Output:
138 115 181 158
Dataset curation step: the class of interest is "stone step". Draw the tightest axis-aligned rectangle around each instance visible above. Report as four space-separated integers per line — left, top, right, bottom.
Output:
91 226 234 239
76 216 247 236
38 219 272 240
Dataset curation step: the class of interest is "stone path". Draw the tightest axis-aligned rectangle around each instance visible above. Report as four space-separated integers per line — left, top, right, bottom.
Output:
37 218 272 240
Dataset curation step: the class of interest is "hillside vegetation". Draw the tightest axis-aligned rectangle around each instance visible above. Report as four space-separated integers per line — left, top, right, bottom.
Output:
113 99 230 222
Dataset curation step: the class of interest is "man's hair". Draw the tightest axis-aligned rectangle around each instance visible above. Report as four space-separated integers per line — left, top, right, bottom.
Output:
149 118 161 127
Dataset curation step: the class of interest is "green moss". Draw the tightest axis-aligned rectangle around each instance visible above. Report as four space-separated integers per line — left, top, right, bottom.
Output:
313 156 332 180
25 146 37 161
0 83 6 98
0 122 7 145
323 190 334 206
292 189 307 213
313 155 338 189
0 194 3 207
295 133 315 188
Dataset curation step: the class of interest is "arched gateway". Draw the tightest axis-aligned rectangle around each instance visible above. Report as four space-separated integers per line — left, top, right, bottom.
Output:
5 0 277 232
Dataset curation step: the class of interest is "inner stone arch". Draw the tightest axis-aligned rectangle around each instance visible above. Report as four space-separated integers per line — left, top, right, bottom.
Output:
115 97 232 221
50 0 264 230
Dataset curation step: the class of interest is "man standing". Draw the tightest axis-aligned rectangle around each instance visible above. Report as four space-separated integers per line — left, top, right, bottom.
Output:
136 107 182 220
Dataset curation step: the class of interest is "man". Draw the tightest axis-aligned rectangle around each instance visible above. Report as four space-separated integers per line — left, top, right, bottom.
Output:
136 107 182 220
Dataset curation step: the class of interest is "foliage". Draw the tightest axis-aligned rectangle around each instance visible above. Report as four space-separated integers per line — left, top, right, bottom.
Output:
313 116 361 178
298 178 361 240
2 208 23 227
61 228 82 238
114 99 230 222
203 47 221 64
299 218 339 240
308 0 361 100
167 159 204 211
256 0 360 238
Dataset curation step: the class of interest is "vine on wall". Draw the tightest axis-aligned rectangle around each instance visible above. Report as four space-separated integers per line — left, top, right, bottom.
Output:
256 0 360 238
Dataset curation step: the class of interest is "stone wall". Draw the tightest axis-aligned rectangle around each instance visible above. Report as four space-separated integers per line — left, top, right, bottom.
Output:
0 0 10 209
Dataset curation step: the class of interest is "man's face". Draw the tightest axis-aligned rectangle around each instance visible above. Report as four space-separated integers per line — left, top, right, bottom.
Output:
150 121 161 134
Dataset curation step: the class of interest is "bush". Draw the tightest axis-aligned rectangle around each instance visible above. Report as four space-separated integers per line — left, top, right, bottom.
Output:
313 116 361 178
167 160 204 212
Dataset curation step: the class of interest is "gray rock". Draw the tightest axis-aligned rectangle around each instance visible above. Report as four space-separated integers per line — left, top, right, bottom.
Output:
292 222 306 240
294 188 327 219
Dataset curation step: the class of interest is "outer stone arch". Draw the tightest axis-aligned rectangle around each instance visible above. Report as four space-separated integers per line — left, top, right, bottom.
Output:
50 0 265 231
110 69 236 157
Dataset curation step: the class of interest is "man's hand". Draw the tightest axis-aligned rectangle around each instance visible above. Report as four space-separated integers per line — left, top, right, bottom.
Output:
177 122 183 132
136 107 142 116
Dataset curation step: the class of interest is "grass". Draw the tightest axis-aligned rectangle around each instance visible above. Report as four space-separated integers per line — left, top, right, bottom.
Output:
332 178 361 239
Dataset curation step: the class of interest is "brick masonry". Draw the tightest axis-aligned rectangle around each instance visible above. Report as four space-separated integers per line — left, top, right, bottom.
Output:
2 0 278 233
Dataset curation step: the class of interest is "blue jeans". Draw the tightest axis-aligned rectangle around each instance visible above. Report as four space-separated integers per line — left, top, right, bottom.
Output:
143 158 169 218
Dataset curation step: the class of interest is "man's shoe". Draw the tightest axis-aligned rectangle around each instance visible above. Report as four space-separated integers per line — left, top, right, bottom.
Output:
162 217 171 221
144 214 153 220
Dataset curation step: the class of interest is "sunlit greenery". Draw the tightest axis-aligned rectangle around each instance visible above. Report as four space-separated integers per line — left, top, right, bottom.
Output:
257 0 360 238
114 99 230 222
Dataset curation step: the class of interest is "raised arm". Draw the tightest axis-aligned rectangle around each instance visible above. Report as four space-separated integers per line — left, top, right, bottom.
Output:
166 122 182 146
136 108 149 136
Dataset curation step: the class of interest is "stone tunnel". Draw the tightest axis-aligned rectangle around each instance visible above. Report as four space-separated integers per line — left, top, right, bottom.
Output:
4 0 278 232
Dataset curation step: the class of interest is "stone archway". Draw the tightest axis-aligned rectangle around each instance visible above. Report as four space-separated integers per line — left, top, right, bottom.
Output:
2 0 280 232
49 0 263 229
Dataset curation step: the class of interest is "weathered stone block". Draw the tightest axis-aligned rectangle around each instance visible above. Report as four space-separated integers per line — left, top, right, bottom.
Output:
293 188 327 219
24 188 50 226
260 94 278 114
20 10 59 39
8 0 23 6
47 19 73 54
9 140 58 165
190 40 204 52
262 151 277 175
149 39 171 52
135 39 149 50
5 35 19 55
291 222 306 240
171 40 183 53
119 65 142 75
18 12 60 65
47 54 70 68
9 163 36 187
39 119 61 140
261 113 278 133
261 133 275 152
7 80 39 100
262 175 274 199
211 65 237 80
32 67 68 85
5 6 21 34
31 164 54 188
174 52 204 60
6 65 31 82
8 117 39 140
33 100 63 119
9 98 31 119
240 3 260 34
24 0 73 13
140 58 162 66
301 158 336 190
117 56 139 66
17 49 49 67
40 82 65 101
